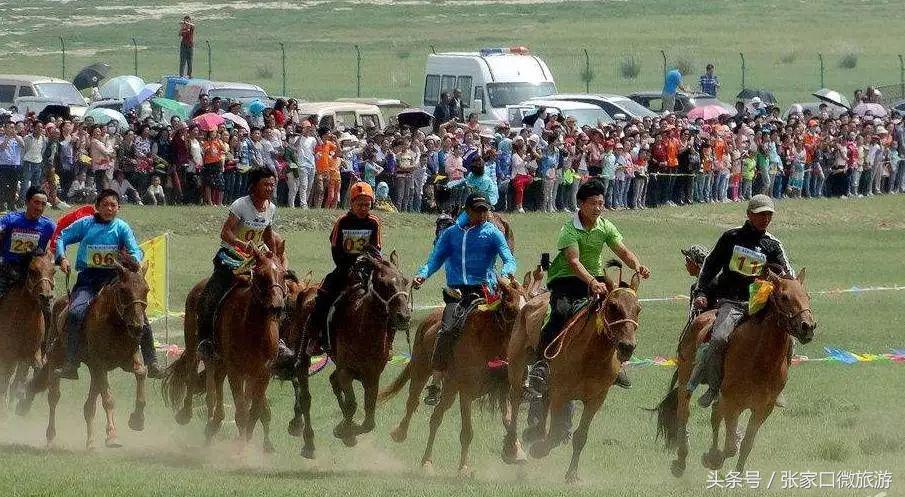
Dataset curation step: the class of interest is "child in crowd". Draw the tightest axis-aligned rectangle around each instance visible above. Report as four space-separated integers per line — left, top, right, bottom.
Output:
144 175 167 205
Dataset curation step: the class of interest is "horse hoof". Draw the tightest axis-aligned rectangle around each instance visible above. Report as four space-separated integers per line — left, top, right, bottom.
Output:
287 418 302 437
105 438 122 449
46 429 56 445
528 440 552 459
458 465 475 479
389 426 407 443
701 450 724 470
300 445 315 460
263 440 275 454
670 459 686 478
174 409 192 426
128 413 145 431
342 435 357 448
565 471 581 485
421 461 434 475
502 441 527 465
352 422 374 436
522 424 544 444
15 399 32 417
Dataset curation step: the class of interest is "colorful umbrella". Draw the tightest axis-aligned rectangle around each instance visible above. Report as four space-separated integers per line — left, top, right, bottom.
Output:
99 75 145 99
123 83 162 112
246 99 266 116
193 112 225 131
85 107 128 130
687 104 732 121
853 103 887 117
151 97 189 120
222 112 249 132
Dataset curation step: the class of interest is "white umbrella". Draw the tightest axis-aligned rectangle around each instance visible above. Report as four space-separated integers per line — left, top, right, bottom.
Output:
99 75 145 99
812 88 851 110
222 112 249 132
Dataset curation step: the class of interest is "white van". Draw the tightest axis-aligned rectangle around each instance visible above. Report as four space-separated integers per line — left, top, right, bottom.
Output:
421 47 556 123
296 102 385 130
0 75 87 117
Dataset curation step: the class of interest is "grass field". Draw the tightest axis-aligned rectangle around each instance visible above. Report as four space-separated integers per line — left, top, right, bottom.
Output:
3 1 905 108
1 196 904 496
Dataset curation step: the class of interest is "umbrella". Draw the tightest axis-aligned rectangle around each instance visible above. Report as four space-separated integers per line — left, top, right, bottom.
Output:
396 108 433 129
85 108 128 130
222 112 249 132
9 113 25 123
736 88 776 104
687 104 732 121
246 99 266 116
73 63 111 90
812 88 851 110
193 112 225 131
99 75 145 100
151 97 189 120
853 103 887 117
123 83 162 112
38 105 71 122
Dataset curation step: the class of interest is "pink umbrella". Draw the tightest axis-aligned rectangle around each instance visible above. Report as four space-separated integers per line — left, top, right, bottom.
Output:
687 104 732 121
852 103 887 118
192 112 225 131
222 112 249 132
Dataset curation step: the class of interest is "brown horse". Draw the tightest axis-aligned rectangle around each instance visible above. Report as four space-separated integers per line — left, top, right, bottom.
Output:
282 273 321 459
502 261 642 483
326 249 411 447
162 248 287 452
29 257 151 449
654 268 816 476
0 251 55 415
378 273 529 475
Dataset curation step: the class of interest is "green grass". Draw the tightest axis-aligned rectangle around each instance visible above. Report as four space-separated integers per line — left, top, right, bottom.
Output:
1 196 904 496
2 1 905 107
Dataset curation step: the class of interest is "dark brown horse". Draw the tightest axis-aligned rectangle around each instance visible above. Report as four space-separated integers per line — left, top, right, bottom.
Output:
378 273 528 476
282 273 320 459
654 268 816 476
325 249 411 447
0 251 54 415
30 257 151 449
502 261 643 483
162 248 287 452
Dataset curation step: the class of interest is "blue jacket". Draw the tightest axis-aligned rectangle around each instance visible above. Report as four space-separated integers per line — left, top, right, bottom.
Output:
416 213 516 287
55 215 143 272
0 211 55 265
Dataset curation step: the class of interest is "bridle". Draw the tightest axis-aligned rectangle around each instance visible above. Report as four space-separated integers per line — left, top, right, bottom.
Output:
364 269 411 315
111 280 148 326
25 274 54 297
768 289 813 334
595 286 640 340
544 285 640 360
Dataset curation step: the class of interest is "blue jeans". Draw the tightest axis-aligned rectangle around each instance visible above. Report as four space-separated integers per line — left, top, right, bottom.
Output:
772 173 785 198
714 171 729 201
19 161 42 202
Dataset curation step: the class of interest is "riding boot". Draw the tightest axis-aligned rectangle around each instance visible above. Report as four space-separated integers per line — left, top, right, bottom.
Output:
272 339 296 381
139 324 164 379
423 373 442 406
523 357 549 401
304 289 333 356
197 264 233 363
698 347 724 408
56 321 81 380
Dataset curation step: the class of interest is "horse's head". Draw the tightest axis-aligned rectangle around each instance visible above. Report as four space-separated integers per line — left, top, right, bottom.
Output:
25 250 55 309
250 249 287 319
766 267 816 344
362 249 412 332
598 260 643 363
522 265 547 299
495 274 524 323
112 255 150 339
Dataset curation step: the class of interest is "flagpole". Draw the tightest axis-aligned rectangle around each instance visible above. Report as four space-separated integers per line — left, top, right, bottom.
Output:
164 231 170 366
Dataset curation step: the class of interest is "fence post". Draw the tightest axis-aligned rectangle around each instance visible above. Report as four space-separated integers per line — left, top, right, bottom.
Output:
280 42 286 96
429 45 436 55
131 38 139 76
60 37 66 79
899 54 904 98
206 40 212 80
739 52 746 90
354 45 362 97
583 48 591 93
660 50 667 77
818 53 824 88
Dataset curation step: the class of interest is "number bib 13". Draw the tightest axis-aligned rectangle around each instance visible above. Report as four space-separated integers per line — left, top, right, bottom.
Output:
87 244 118 268
729 245 767 277
10 230 39 254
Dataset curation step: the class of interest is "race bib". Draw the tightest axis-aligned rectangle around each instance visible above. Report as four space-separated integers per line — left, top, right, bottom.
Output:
729 245 767 277
10 230 39 254
236 224 265 244
87 244 118 268
341 229 371 255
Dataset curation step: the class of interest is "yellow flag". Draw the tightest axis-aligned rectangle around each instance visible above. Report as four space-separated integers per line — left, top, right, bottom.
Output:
139 234 168 318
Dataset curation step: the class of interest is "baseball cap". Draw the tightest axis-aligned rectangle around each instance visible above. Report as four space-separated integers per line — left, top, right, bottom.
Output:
681 245 709 265
349 181 374 201
465 193 492 211
747 194 775 214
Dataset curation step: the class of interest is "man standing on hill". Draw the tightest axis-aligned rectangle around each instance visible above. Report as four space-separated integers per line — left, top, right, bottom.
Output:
699 64 720 97
662 68 688 113
179 15 195 78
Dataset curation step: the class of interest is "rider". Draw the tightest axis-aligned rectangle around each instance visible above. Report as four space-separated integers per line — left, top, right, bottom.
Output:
524 179 650 400
0 186 55 303
413 193 517 406
689 194 794 407
196 167 285 363
55 189 163 380
304 181 382 356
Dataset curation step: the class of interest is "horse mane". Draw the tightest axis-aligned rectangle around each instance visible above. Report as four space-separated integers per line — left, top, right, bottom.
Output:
603 259 631 288
118 251 141 272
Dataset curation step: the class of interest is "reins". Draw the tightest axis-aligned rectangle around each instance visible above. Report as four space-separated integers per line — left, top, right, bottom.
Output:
543 286 640 361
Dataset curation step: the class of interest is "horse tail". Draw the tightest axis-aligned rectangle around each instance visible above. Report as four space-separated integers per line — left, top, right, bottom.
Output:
477 363 510 414
377 360 411 406
647 369 680 451
160 348 201 410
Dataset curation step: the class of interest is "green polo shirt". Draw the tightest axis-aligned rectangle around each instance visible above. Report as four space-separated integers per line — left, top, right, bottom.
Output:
547 214 623 283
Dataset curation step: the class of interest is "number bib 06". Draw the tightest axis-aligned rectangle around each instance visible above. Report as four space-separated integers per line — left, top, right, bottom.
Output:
729 245 767 277
10 230 39 254
87 244 118 268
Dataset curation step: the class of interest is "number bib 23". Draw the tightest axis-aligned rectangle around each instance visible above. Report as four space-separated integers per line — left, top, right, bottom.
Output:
729 245 767 277
87 244 118 268
10 231 39 254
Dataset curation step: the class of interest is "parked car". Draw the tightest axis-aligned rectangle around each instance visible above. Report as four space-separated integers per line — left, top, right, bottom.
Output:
296 102 385 130
783 102 848 120
536 93 657 119
510 99 613 129
0 74 87 117
176 79 274 110
627 91 735 117
337 98 410 126
891 99 905 115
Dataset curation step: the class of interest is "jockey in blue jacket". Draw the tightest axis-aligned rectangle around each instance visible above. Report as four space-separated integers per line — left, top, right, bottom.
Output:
412 192 517 406
0 186 55 302
54 189 162 380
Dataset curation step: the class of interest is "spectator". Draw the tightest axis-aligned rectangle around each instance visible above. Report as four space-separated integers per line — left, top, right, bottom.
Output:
67 171 96 204
433 92 451 133
21 121 46 206
111 169 142 205
699 64 720 97
662 68 688 112
179 15 195 78
144 175 166 205
449 88 465 122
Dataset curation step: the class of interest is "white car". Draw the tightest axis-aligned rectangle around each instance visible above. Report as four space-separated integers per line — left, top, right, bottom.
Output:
537 93 657 119
510 99 613 129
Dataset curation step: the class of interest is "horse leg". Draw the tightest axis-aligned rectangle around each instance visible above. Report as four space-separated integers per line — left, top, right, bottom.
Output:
701 400 725 470
735 405 773 473
501 382 527 464
0 361 14 414
83 369 101 450
390 364 430 443
288 378 304 436
523 397 548 444
352 375 378 436
100 374 121 448
227 374 249 449
128 370 147 431
419 385 457 472
175 367 196 425
329 369 357 447
292 373 316 459
244 376 269 448
721 401 742 459
529 391 568 460
564 397 604 484
45 374 60 446
672 387 692 477
14 362 35 416
456 394 475 478
204 365 225 443
260 397 275 454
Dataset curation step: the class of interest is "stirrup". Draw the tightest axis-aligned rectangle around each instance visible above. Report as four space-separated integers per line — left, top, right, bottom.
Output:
523 362 548 401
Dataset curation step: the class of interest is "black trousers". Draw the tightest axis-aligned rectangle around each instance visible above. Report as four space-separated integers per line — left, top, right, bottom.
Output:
431 285 483 372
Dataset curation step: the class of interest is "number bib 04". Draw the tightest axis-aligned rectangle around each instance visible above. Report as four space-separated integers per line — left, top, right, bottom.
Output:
341 229 371 255
10 230 39 254
729 245 767 277
87 244 118 268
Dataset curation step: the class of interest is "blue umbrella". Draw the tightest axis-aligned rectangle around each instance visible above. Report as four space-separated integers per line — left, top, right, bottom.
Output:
123 83 162 112
247 99 266 116
99 75 145 99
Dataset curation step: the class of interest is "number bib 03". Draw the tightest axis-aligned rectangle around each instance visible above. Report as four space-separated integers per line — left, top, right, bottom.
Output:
87 244 118 268
729 245 767 277
10 230 39 254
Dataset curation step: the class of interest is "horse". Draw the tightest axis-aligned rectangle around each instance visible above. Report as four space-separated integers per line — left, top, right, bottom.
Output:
0 251 55 415
502 261 642 483
29 256 151 449
281 273 321 459
377 273 529 476
161 248 287 452
325 249 411 447
653 267 816 476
